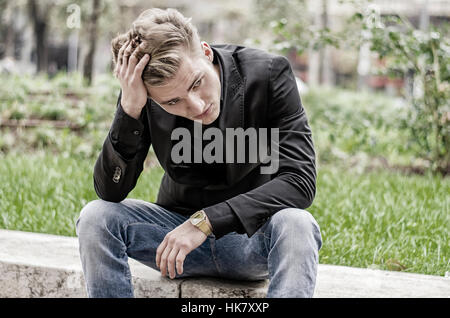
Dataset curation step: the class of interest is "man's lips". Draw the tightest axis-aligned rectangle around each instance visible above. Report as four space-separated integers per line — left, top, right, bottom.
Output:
194 103 212 119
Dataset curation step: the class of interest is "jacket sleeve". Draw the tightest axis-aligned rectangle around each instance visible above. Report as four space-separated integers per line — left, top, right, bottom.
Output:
203 55 316 239
93 90 152 202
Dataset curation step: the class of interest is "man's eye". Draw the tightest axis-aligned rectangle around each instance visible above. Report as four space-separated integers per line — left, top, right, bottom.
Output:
193 79 202 88
168 100 178 106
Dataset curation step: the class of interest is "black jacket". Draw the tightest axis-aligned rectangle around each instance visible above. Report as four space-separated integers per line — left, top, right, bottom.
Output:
93 44 316 239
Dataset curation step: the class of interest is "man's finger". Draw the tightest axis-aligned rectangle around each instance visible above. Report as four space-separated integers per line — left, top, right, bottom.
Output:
127 50 139 77
176 250 187 276
133 54 150 78
167 247 180 279
116 40 129 68
159 245 171 277
120 41 133 76
123 40 133 58
156 238 168 269
127 42 146 76
114 41 127 76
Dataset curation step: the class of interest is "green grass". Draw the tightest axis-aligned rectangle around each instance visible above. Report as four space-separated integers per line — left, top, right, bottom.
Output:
0 151 164 236
0 152 448 276
310 164 449 276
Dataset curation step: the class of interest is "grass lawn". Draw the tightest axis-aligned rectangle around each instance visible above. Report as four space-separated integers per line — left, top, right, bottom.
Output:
0 151 448 277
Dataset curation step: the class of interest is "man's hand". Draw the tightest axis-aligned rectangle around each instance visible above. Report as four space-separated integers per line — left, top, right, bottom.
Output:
114 39 150 120
156 220 209 279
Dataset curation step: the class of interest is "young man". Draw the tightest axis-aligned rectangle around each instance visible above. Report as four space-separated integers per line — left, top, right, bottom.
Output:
76 8 322 298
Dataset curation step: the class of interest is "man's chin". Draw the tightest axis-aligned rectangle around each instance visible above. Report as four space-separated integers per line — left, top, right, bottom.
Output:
205 112 220 125
194 105 220 125
193 117 215 125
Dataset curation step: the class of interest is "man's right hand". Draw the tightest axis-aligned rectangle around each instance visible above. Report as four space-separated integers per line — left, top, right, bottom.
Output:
114 40 150 120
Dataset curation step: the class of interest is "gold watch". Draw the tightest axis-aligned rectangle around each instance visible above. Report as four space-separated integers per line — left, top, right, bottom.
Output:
189 210 212 236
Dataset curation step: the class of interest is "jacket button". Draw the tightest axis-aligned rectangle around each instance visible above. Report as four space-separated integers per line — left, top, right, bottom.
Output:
113 167 121 183
133 130 140 136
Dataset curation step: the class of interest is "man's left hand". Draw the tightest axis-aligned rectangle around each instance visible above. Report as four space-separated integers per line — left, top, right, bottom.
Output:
156 220 208 279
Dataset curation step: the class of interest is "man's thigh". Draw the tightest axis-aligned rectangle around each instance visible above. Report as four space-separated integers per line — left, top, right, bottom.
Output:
212 228 270 281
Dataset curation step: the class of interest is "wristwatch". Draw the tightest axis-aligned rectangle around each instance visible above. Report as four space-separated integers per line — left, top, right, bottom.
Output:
189 210 212 236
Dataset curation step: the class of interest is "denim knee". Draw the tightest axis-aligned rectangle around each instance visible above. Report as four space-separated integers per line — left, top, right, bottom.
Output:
269 208 322 250
76 199 126 241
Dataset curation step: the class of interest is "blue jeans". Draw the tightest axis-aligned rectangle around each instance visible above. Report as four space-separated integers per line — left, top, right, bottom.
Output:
76 198 322 298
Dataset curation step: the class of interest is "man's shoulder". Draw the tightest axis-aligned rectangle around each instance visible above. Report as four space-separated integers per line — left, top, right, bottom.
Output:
212 44 285 77
212 44 282 63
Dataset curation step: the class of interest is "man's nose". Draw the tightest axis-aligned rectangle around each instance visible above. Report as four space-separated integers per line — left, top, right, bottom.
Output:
187 93 206 116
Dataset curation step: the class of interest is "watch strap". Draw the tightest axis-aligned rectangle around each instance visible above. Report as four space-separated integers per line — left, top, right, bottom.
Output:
197 221 212 236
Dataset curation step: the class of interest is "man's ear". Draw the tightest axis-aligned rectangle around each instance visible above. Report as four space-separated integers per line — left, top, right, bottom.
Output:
200 41 213 62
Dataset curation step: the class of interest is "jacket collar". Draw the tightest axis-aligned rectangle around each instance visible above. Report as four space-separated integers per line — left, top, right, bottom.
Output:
211 45 245 130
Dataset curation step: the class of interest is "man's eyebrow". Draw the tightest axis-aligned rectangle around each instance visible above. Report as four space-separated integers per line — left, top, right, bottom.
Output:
160 72 203 105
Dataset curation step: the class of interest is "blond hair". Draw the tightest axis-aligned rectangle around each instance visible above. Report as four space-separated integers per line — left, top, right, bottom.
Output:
111 8 201 86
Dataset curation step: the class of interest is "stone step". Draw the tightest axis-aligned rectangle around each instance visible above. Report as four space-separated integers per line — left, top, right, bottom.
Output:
0 229 448 298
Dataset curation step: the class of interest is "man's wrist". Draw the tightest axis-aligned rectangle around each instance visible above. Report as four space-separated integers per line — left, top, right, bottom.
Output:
189 210 213 236
121 102 143 120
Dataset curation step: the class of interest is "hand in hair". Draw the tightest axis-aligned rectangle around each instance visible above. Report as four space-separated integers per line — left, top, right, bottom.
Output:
113 39 150 120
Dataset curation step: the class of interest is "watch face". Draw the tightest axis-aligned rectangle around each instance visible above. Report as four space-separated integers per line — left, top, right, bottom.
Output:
190 211 204 226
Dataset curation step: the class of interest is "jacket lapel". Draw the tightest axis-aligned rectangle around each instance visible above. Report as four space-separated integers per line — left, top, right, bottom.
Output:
212 46 245 131
212 46 247 186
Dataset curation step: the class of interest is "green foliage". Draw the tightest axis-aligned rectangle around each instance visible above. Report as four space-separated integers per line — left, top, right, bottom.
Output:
0 72 119 159
261 0 341 55
262 0 449 173
352 9 450 172
303 87 417 167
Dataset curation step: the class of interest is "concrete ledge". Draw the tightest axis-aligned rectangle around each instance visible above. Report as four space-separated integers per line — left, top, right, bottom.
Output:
0 229 448 298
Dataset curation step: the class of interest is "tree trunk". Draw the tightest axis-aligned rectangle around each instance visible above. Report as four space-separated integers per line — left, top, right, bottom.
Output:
83 0 101 86
27 0 49 73
308 2 321 87
4 4 16 58
319 0 333 85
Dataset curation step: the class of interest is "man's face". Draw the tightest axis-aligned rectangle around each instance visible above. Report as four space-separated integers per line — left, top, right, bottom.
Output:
146 42 221 125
